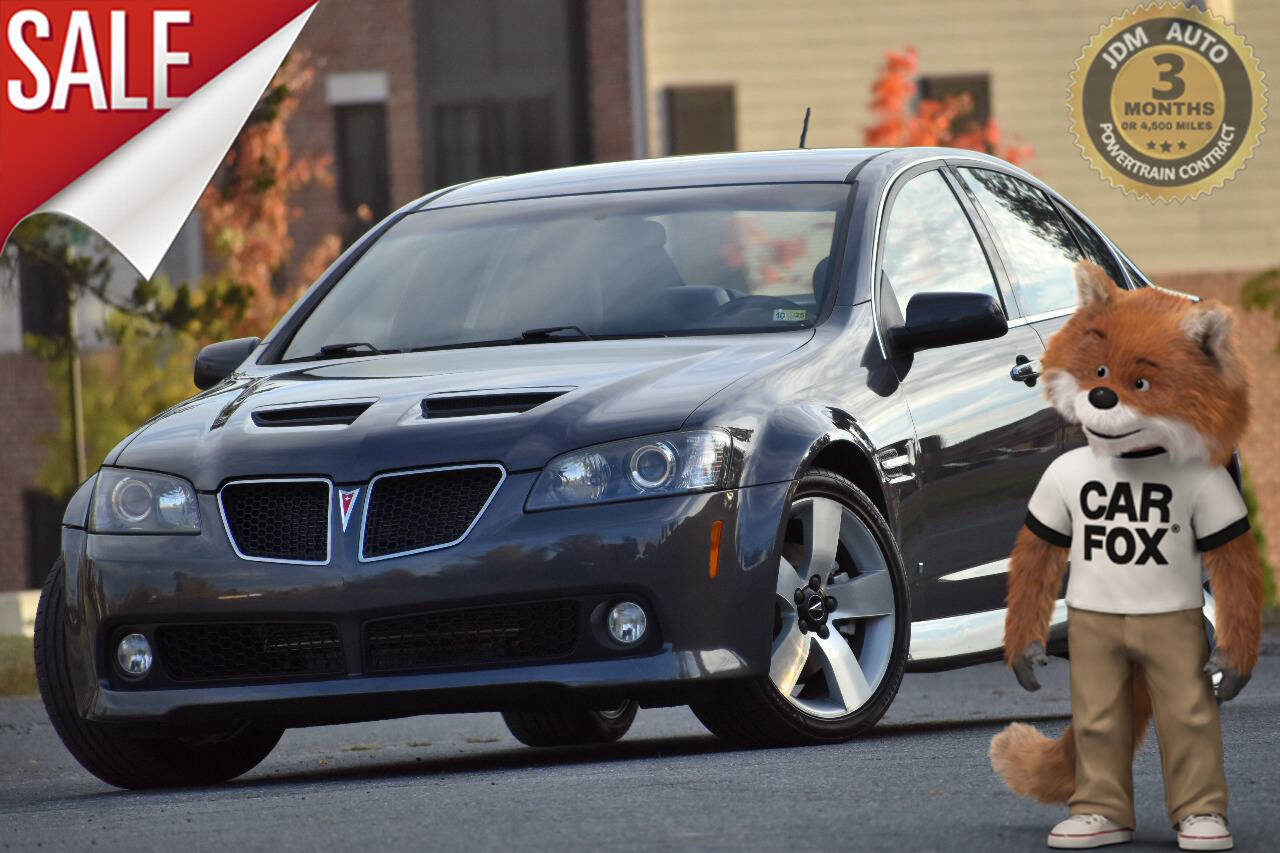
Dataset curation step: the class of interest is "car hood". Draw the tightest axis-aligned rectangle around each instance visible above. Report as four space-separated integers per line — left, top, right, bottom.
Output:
113 333 812 490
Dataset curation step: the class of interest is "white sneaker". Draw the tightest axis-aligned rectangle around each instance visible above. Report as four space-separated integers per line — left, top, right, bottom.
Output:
1177 814 1232 851
1048 814 1133 848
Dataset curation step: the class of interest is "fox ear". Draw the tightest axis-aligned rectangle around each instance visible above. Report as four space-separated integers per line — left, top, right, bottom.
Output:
1074 261 1116 308
1181 302 1234 362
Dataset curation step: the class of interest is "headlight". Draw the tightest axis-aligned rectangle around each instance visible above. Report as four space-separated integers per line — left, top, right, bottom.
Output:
527 429 735 510
90 468 201 533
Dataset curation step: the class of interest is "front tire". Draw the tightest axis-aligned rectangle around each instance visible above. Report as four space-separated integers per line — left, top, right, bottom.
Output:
34 558 283 789
691 470 910 746
502 700 638 747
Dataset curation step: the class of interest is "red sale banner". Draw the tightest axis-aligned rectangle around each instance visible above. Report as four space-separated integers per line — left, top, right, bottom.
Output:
1 0 316 276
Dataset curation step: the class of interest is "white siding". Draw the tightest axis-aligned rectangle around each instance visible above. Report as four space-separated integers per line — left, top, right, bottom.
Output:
643 0 1279 276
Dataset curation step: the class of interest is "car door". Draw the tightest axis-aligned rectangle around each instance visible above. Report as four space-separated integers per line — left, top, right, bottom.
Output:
953 167 1130 454
877 166 1060 622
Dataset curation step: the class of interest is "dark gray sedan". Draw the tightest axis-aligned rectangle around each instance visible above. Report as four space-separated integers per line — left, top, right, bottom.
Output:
37 147 1176 788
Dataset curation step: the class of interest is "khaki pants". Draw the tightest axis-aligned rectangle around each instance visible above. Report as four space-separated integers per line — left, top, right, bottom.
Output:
1067 607 1227 829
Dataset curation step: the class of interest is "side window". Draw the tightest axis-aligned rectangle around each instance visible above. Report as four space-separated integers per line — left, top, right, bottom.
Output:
1058 204 1125 287
881 170 1002 317
957 168 1084 316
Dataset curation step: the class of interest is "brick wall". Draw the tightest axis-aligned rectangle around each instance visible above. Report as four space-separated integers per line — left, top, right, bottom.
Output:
584 0 634 163
285 0 634 270
286 0 422 267
0 353 59 590
1157 270 1280 585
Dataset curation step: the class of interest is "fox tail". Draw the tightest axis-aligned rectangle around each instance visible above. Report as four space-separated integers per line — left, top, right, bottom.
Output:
988 665 1151 803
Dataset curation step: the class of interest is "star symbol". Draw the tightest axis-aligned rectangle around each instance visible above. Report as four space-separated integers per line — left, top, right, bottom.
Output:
1160 140 1172 152
1146 140 1156 150
1178 140 1187 150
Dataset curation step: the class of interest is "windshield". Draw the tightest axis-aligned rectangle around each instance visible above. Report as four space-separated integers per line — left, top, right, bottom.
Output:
280 183 849 361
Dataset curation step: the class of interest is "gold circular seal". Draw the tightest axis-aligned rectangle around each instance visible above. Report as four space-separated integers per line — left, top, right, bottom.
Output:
1068 3 1266 202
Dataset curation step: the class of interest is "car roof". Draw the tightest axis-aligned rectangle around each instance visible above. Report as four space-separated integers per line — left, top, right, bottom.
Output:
415 148 891 209
413 147 1036 210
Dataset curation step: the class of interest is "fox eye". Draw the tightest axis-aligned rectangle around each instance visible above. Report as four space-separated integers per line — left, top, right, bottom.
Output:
1135 378 1150 392
1096 365 1109 378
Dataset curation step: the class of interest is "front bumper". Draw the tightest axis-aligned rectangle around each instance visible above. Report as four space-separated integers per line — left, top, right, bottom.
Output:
58 474 793 725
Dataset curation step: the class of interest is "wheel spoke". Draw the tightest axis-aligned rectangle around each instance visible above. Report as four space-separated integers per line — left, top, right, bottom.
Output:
769 618 810 697
798 498 842 578
775 557 806 602
827 570 895 620
813 630 872 714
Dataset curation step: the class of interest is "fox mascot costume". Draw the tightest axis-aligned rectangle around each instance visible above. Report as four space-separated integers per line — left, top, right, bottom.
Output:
989 263 1262 851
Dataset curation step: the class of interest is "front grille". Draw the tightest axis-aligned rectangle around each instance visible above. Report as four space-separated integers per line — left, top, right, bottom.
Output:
220 479 330 562
363 600 580 673
361 466 503 559
156 622 344 682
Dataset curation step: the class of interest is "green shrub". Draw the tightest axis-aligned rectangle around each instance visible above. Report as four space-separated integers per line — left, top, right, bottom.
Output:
0 635 36 697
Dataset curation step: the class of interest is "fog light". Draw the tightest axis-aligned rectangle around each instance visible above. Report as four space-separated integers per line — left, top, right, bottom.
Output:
115 633 153 679
607 601 647 645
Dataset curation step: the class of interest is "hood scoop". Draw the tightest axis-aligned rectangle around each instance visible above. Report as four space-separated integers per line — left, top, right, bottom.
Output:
421 389 570 419
251 400 374 428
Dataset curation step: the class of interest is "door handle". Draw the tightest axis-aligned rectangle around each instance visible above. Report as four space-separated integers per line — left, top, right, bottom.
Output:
1010 355 1042 386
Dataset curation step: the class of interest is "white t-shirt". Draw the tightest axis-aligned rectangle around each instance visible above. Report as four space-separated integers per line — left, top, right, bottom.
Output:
1026 446 1249 614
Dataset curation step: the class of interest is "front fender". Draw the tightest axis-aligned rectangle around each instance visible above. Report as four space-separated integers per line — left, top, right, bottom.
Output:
62 473 97 528
733 402 878 490
54 473 100 717
55 525 100 718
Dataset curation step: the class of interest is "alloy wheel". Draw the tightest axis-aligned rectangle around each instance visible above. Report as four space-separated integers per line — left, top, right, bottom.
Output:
770 495 896 719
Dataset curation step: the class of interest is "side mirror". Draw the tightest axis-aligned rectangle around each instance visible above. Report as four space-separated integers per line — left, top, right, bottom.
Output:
193 337 260 390
889 292 1007 352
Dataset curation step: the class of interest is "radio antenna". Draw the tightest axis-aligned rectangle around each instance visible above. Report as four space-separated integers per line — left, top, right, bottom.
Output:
798 107 811 148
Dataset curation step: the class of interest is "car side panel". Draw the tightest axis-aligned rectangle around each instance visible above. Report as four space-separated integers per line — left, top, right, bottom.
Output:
684 304 926 607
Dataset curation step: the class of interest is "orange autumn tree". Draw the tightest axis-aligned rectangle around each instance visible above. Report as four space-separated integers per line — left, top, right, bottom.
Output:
30 53 343 496
199 53 341 336
865 47 1033 165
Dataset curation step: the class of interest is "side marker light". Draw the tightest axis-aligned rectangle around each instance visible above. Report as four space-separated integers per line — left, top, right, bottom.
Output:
709 520 723 579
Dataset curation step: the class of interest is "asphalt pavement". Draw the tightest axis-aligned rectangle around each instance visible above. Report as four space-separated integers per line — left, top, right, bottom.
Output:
3 634 1279 852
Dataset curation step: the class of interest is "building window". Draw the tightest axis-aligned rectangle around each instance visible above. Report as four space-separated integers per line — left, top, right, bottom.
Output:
918 73 990 135
18 250 69 340
328 71 392 243
434 98 557 187
334 103 391 238
663 86 735 155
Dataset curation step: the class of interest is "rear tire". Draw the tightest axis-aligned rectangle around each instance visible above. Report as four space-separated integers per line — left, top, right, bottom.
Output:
34 558 283 789
502 700 638 747
691 470 910 746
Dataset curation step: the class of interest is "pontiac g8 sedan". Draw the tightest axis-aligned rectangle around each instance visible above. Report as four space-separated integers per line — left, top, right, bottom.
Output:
37 147 1170 788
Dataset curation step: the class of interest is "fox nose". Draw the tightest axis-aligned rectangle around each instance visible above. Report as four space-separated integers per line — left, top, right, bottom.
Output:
1088 387 1118 410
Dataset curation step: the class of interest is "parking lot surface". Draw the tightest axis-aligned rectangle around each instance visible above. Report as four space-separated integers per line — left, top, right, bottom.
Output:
3 634 1278 852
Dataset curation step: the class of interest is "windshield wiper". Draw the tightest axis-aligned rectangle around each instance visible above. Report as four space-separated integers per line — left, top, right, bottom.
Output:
402 330 670 354
520 325 593 341
314 341 387 359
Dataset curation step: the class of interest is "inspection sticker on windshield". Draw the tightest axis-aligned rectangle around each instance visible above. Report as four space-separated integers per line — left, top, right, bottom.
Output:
773 309 807 322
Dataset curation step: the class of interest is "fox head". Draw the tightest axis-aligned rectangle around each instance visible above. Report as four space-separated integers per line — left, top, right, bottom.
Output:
1042 262 1250 467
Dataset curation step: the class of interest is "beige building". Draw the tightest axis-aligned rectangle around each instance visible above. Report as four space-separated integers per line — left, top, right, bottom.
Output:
640 0 1278 274
640 0 1280 572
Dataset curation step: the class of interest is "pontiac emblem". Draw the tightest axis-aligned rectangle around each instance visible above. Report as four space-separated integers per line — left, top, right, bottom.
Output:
338 488 360 531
